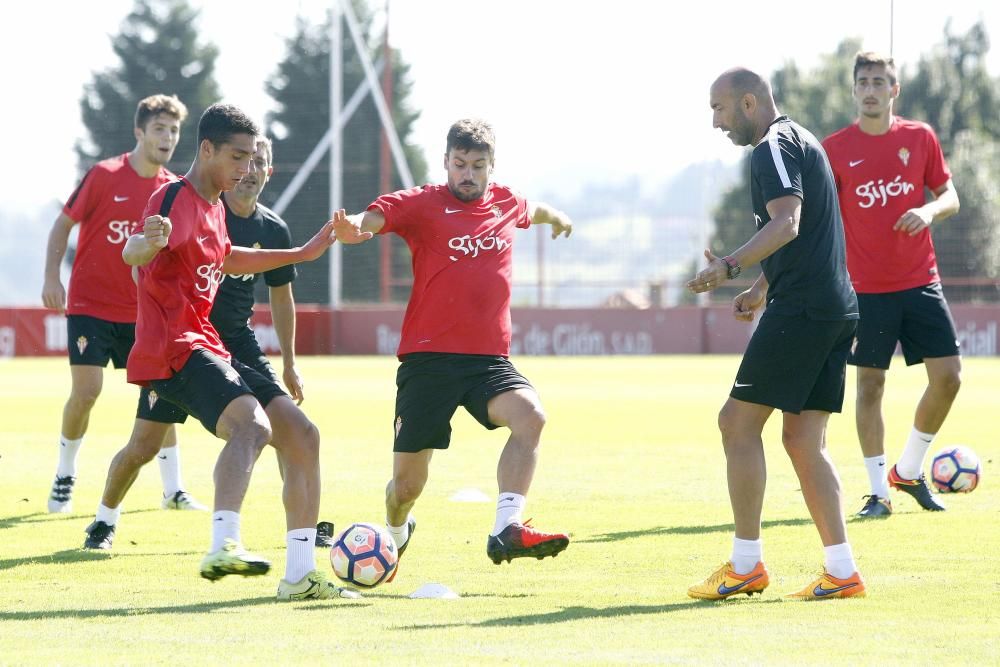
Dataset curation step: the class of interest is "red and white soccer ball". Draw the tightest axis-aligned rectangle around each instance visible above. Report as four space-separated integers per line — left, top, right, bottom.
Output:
329 522 398 588
930 445 981 493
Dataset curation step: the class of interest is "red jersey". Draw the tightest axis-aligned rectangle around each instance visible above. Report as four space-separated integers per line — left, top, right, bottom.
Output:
370 183 531 357
62 154 175 322
127 179 232 384
822 117 951 293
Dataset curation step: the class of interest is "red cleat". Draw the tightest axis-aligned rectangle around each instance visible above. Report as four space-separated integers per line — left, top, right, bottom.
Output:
486 520 569 565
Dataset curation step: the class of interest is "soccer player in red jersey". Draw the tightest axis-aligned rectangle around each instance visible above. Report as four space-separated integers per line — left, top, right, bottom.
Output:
823 52 961 518
122 104 350 601
332 119 573 576
41 95 205 514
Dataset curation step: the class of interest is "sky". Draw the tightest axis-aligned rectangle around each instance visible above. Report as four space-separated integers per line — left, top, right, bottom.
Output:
1 0 998 212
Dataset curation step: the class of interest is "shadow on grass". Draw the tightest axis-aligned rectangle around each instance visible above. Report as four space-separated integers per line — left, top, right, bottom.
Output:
0 547 204 572
0 507 161 530
577 518 815 544
395 597 783 629
0 548 114 571
0 596 374 621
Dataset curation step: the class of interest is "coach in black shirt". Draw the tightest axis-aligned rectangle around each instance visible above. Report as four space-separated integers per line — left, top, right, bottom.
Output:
686 67 865 601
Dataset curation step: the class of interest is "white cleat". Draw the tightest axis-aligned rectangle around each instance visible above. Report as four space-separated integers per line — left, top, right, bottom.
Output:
162 490 208 511
48 475 76 513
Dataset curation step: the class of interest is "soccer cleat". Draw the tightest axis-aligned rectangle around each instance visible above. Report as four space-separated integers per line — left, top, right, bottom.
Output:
384 517 416 583
83 520 116 550
276 569 361 601
199 539 271 581
161 490 208 511
486 519 569 565
888 465 946 511
855 494 892 519
48 475 76 513
315 521 336 548
786 569 866 600
687 561 770 600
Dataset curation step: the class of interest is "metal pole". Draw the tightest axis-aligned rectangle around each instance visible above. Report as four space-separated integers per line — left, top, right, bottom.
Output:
329 0 343 308
379 0 393 303
271 57 384 216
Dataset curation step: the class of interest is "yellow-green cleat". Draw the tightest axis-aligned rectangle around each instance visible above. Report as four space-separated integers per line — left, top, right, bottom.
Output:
277 569 362 601
199 539 271 582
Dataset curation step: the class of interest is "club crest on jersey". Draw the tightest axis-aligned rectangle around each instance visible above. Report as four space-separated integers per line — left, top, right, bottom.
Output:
491 204 503 219
147 390 159 410
76 336 88 355
394 415 403 439
898 147 910 166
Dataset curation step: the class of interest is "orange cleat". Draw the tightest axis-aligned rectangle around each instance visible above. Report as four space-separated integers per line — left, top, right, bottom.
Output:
786 569 866 600
687 561 769 600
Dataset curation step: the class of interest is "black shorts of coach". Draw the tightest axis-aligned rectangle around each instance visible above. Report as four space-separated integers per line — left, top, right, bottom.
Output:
731 310 857 414
849 283 960 369
393 352 534 453
66 314 135 368
140 348 286 435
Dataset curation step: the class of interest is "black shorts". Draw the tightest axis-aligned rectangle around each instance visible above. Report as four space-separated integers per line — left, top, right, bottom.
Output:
137 328 286 425
393 353 534 453
66 314 134 368
146 348 285 435
731 312 857 414
850 283 960 369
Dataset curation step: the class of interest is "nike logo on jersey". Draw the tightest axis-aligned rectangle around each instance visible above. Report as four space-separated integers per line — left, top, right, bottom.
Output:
114 195 129 202
848 159 865 167
733 382 753 388
444 207 462 214
197 235 210 243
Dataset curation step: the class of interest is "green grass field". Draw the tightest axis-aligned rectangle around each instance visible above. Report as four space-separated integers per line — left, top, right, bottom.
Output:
1 355 997 665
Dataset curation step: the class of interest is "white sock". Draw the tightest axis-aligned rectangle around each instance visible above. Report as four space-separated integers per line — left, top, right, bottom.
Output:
57 435 83 478
285 528 317 583
824 542 857 580
491 492 526 536
95 503 121 526
211 511 241 552
386 517 411 549
731 537 763 575
896 427 935 479
864 455 891 498
157 445 184 497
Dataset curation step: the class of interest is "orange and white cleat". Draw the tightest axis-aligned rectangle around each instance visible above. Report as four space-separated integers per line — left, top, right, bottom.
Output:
786 569 866 600
687 561 769 600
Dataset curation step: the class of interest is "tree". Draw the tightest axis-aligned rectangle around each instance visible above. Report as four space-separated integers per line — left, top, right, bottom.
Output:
264 2 427 304
902 22 1000 301
76 0 220 176
710 25 1000 302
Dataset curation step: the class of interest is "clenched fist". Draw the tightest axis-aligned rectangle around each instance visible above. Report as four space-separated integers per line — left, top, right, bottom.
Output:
143 215 172 250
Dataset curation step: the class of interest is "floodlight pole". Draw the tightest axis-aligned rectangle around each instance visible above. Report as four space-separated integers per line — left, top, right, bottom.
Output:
329 0 344 308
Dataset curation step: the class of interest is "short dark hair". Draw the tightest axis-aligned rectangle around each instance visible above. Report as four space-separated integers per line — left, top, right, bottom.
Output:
135 94 187 130
256 136 273 166
446 119 495 161
854 51 897 85
197 103 260 148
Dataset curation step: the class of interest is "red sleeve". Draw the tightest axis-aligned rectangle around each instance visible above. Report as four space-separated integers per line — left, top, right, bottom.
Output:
369 186 425 237
138 184 190 249
62 165 104 223
922 125 951 192
512 189 531 229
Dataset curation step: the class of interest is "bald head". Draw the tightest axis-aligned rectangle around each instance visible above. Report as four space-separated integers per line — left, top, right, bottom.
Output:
710 67 779 147
713 67 773 104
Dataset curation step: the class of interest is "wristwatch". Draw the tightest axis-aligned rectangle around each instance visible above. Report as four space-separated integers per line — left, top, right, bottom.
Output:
723 255 742 279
